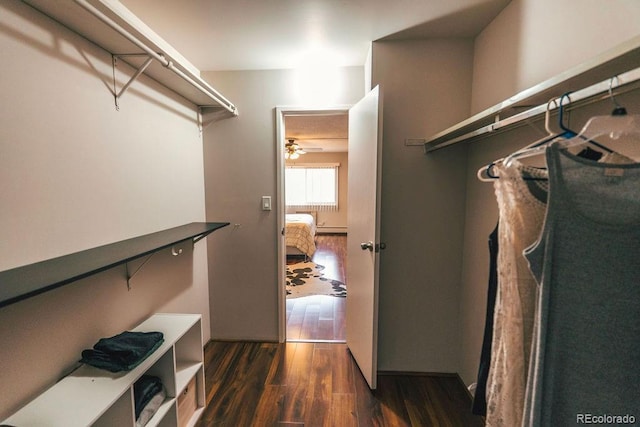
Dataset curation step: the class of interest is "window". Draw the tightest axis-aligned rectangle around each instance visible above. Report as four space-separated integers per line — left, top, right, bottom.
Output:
285 164 339 211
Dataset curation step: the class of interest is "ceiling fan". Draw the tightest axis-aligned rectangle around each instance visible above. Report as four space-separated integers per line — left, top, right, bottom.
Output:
284 139 306 159
284 138 327 158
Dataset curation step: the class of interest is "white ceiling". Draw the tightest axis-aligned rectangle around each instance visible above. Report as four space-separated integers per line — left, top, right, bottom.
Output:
116 0 509 151
120 0 510 71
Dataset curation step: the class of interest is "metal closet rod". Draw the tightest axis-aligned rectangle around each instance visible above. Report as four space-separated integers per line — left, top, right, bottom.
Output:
74 0 238 115
424 66 640 153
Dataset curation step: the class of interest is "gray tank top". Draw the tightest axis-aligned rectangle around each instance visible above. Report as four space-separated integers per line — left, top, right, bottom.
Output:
523 143 640 425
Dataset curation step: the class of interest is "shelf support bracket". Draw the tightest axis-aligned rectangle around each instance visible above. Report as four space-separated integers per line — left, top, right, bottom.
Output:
112 54 154 110
125 252 155 290
124 243 189 290
192 230 215 245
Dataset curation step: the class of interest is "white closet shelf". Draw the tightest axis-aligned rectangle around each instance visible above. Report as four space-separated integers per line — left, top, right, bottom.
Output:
3 313 206 427
22 0 238 114
423 35 640 152
176 362 202 393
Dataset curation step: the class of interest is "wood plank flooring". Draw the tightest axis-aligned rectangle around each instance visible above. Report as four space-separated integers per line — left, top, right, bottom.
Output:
286 295 346 342
196 340 485 426
286 235 347 342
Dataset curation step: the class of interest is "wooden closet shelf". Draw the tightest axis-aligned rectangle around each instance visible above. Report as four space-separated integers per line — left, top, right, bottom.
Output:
0 222 229 309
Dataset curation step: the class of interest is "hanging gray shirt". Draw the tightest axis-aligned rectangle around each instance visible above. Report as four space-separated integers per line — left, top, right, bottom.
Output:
523 143 640 426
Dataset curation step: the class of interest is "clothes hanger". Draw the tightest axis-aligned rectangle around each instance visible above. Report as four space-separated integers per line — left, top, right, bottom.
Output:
556 77 640 153
503 92 616 163
476 84 626 182
476 161 501 181
501 93 580 164
476 97 559 182
502 97 568 167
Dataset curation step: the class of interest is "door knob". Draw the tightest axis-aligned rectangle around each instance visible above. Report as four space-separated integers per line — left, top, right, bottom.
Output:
360 241 374 251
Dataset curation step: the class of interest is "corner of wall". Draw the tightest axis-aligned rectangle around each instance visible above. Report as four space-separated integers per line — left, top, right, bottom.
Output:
365 42 373 93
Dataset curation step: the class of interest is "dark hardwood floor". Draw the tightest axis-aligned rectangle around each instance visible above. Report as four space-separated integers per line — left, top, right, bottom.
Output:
286 234 347 342
196 340 485 426
197 234 485 426
286 294 346 342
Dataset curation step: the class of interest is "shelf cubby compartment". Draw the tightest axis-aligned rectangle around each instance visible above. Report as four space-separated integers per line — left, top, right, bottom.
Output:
145 399 177 427
139 349 177 427
2 313 206 427
174 317 205 426
93 389 135 427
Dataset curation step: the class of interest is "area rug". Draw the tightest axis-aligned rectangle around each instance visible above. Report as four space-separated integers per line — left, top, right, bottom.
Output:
286 262 347 298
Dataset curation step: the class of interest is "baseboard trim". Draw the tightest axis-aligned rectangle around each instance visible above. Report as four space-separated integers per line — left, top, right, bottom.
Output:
377 370 459 377
317 226 347 234
454 373 476 400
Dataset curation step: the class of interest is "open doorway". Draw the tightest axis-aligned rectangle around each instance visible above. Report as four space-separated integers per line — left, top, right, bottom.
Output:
276 107 349 343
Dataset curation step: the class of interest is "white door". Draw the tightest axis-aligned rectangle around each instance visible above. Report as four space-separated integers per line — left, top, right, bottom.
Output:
346 85 383 389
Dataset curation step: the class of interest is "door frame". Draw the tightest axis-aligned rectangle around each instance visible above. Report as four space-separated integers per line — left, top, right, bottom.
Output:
275 105 352 343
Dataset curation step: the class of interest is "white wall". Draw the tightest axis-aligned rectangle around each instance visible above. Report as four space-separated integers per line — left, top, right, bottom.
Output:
371 39 474 372
471 0 640 113
0 1 212 418
458 0 640 387
201 67 364 341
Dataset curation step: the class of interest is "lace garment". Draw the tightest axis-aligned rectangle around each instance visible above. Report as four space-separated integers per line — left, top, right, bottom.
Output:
485 160 547 427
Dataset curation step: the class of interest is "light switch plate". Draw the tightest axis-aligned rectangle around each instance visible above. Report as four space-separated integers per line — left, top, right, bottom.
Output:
262 196 272 211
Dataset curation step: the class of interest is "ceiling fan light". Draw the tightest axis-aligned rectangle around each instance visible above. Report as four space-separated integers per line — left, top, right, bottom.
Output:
285 138 306 159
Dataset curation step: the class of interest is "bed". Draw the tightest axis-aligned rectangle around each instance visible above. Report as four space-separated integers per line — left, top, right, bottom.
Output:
285 213 317 258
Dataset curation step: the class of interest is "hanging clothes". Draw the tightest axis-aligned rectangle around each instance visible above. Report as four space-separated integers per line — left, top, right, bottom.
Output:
472 223 498 415
485 160 548 427
522 143 640 425
483 149 633 426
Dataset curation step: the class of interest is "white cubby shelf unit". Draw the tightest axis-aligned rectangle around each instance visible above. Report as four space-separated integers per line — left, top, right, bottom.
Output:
3 313 206 427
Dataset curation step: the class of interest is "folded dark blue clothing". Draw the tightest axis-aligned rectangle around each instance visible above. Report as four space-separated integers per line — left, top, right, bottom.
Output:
81 331 164 372
134 375 163 419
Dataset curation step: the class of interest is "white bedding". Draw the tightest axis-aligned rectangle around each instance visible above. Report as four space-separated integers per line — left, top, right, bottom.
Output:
285 214 317 257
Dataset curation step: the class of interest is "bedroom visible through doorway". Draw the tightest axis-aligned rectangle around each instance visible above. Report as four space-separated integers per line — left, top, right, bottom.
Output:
279 109 349 343
286 234 347 342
